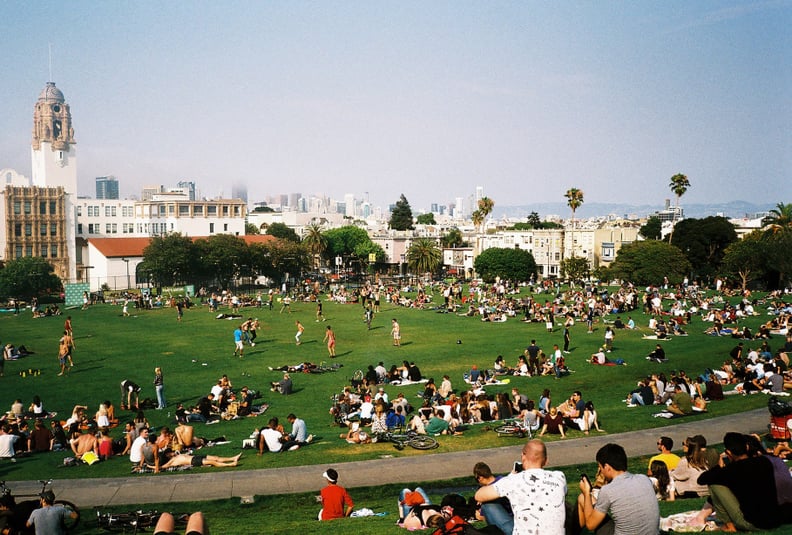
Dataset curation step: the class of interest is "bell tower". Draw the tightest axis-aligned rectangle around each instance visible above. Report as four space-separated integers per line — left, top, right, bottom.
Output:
31 82 77 193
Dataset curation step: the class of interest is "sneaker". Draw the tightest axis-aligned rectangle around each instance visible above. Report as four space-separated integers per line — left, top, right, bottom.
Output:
207 419 219 425
306 434 314 444
251 342 256 347
268 366 274 371
626 403 637 408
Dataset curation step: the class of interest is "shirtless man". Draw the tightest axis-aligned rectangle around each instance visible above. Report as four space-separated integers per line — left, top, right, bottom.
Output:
160 452 241 469
70 428 99 459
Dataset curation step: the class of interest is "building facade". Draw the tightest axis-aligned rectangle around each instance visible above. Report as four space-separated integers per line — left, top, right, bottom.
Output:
95 176 119 199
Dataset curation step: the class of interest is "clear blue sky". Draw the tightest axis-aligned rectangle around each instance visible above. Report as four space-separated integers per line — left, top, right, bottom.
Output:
1 1 790 211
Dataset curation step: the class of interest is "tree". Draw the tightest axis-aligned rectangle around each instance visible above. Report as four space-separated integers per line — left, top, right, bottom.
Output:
244 223 260 235
251 240 311 285
389 194 414 230
526 212 542 228
140 233 197 287
441 228 466 248
671 216 737 282
639 216 662 240
605 241 691 286
668 173 690 244
564 188 584 227
476 197 494 232
560 255 590 283
406 238 442 275
0 257 61 299
471 210 484 232
474 247 537 283
324 226 373 259
721 231 768 291
193 234 253 289
416 213 437 225
266 222 300 243
302 223 328 269
762 202 792 235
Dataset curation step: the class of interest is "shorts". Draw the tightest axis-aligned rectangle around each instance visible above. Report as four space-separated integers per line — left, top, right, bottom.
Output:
191 455 205 467
235 341 244 350
59 356 67 365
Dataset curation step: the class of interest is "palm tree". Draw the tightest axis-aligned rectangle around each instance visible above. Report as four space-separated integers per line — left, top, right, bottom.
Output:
762 202 792 235
406 238 442 275
471 210 484 232
564 188 584 228
477 196 495 231
441 228 465 248
302 223 327 269
668 173 690 244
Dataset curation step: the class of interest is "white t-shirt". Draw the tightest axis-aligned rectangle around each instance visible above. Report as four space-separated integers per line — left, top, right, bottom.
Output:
493 468 567 535
261 428 283 452
129 436 146 463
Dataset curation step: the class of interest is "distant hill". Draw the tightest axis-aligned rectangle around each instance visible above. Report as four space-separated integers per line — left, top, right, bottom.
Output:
494 201 776 220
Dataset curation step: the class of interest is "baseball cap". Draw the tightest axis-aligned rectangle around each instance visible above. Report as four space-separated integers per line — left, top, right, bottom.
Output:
322 468 338 483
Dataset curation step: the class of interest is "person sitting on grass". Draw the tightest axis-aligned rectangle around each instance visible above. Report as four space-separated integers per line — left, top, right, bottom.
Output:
538 407 566 439
157 452 241 470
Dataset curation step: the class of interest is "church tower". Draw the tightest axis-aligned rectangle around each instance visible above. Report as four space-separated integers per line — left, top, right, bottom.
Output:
31 82 77 193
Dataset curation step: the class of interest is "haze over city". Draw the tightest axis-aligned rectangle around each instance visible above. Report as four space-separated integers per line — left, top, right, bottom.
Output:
2 1 790 212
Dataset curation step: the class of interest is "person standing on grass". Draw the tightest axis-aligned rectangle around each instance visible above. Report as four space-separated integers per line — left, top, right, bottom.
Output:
324 325 336 357
64 315 74 338
319 468 354 520
60 329 75 367
563 324 571 353
391 318 401 347
56 335 70 376
233 325 244 358
295 320 305 346
316 298 325 322
154 367 166 410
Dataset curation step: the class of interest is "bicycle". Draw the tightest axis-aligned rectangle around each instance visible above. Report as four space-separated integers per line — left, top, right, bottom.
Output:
374 430 439 450
97 510 189 533
0 479 80 532
494 420 532 439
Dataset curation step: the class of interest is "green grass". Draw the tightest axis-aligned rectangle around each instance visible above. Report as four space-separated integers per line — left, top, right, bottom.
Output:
0 287 781 533
0 288 772 482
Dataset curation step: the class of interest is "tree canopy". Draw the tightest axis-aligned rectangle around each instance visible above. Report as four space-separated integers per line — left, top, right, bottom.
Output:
639 216 662 240
605 240 691 286
560 255 590 283
266 222 301 243
670 216 737 282
441 228 466 248
389 194 414 231
474 247 537 283
721 231 767 291
0 257 62 300
140 233 196 287
406 238 442 275
416 213 437 225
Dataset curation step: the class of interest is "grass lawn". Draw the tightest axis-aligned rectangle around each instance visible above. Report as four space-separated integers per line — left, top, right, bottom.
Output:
0 287 772 483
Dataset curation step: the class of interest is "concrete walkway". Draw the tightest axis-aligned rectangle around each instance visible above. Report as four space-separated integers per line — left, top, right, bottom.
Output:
14 408 769 508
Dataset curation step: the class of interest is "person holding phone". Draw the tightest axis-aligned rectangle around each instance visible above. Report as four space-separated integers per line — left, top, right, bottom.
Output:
475 439 567 535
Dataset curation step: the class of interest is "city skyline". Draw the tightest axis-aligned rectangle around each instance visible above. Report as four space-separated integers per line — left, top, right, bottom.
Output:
1 2 789 212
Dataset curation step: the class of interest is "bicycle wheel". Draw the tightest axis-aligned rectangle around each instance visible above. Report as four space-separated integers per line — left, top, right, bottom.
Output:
408 435 438 450
56 500 80 531
494 424 523 438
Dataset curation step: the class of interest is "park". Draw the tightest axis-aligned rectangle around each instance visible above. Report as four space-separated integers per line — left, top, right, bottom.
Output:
0 281 787 533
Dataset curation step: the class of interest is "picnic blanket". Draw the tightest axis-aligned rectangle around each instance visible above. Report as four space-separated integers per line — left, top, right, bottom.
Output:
389 379 428 386
464 378 511 386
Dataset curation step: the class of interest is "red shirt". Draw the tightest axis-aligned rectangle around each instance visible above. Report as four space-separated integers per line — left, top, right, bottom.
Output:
320 484 353 520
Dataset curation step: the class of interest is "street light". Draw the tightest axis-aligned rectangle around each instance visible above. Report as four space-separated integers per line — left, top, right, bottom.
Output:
122 258 130 290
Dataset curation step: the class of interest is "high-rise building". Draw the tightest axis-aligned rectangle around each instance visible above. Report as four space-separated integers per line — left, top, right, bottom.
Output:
177 180 197 201
475 186 484 203
231 183 247 203
344 193 355 218
96 176 119 199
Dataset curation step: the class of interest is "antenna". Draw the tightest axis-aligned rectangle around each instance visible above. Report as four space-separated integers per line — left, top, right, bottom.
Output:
48 43 53 82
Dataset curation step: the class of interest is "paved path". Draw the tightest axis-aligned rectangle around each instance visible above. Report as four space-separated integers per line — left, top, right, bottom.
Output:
13 408 769 508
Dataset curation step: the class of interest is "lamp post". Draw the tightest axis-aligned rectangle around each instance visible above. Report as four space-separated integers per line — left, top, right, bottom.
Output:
400 254 406 277
122 258 130 290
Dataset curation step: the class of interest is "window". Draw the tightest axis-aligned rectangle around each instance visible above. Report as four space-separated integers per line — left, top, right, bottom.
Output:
160 205 167 216
40 201 47 214
179 205 190 215
207 205 217 215
122 206 133 217
222 206 229 216
234 206 240 216
40 224 47 236
50 201 57 214
105 206 111 217
224 223 228 232
50 224 57 236
24 201 31 214
51 245 58 258
76 205 82 216
25 223 32 237
87 206 94 217
168 205 175 215
13 201 20 215
123 223 134 234
77 224 83 234
209 222 214 233
26 245 33 257
14 224 21 237
15 246 22 258
194 205 203 215
88 223 98 234
41 246 47 258
105 223 117 234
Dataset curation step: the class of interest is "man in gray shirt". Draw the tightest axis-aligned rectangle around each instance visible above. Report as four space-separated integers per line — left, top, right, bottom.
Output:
579 443 659 535
27 491 78 535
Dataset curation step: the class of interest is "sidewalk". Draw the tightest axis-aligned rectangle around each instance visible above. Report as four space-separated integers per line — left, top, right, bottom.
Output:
16 408 769 508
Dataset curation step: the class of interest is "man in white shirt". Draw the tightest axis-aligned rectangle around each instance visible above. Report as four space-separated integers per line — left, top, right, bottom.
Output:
129 427 149 464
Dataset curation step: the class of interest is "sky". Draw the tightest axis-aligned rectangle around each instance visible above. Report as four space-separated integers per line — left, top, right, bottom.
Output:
1 1 790 213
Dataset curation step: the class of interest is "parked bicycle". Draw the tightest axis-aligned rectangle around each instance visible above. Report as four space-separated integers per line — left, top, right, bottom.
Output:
0 479 80 533
494 419 532 439
374 430 439 450
97 510 189 533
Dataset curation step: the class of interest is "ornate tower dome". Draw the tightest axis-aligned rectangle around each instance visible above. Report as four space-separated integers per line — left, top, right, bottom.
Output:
37 82 65 103
32 82 74 151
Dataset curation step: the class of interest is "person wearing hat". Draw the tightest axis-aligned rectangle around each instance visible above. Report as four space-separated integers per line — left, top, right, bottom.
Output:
319 468 354 520
26 490 78 534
